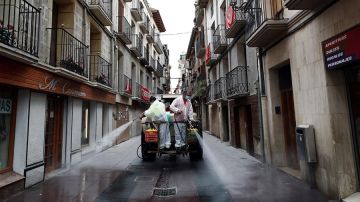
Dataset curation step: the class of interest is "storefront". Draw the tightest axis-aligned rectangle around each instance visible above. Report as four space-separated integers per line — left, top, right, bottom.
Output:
322 24 360 188
0 56 116 195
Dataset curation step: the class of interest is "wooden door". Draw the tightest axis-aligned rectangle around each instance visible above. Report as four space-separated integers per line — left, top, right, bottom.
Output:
44 95 63 173
234 107 241 148
245 105 254 154
281 90 299 169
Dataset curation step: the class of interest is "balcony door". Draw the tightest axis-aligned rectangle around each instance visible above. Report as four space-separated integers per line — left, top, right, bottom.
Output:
118 2 124 31
50 2 59 66
44 95 64 173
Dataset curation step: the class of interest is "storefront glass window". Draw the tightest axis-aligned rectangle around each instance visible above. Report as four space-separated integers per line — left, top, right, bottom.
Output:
0 90 14 171
81 101 90 146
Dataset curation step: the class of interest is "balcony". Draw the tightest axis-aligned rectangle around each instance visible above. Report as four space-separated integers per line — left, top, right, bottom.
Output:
147 56 155 72
205 43 217 66
48 28 88 77
132 82 150 103
206 84 214 104
88 0 112 26
197 0 209 8
195 6 204 27
213 24 227 54
284 0 334 10
246 0 288 48
139 12 150 34
214 77 227 101
225 7 249 38
226 66 249 98
89 55 112 87
139 46 149 65
129 34 143 57
0 0 41 57
130 0 142 22
116 16 132 44
146 26 155 43
157 87 164 94
155 60 163 77
195 29 205 58
118 74 132 97
154 34 163 54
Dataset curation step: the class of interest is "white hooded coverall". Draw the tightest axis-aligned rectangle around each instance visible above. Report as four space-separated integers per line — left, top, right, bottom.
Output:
170 96 193 148
144 100 171 149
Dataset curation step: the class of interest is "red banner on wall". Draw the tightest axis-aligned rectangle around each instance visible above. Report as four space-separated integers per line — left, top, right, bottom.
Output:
141 86 150 102
226 5 235 29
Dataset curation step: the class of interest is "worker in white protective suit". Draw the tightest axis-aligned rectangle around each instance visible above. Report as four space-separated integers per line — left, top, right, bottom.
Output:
170 89 194 151
142 96 171 149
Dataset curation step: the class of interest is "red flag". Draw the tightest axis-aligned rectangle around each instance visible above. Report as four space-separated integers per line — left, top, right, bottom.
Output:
125 79 131 93
141 86 150 102
205 44 211 64
226 5 235 29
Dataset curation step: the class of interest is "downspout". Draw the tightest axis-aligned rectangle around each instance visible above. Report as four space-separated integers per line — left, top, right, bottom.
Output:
257 47 266 163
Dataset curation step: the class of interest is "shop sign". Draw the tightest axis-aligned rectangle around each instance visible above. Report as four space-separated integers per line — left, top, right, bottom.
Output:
322 25 360 70
141 86 150 102
0 98 12 114
226 5 235 29
38 76 87 97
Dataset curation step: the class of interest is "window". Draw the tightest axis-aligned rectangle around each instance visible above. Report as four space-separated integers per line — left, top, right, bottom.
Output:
210 1 214 17
0 87 15 173
81 101 90 147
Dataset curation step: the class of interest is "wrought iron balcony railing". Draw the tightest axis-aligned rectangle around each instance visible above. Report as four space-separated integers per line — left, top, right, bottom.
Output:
195 29 205 58
225 5 250 38
129 34 142 57
47 28 88 77
88 0 112 25
119 74 132 96
205 43 217 66
214 77 227 101
213 24 227 54
89 55 112 87
245 0 288 47
132 81 142 99
226 66 249 98
155 60 163 77
116 16 132 44
0 0 40 57
147 56 155 71
139 12 150 34
157 87 164 94
154 33 163 54
146 25 155 43
206 84 214 104
139 45 149 65
130 0 142 21
195 6 204 27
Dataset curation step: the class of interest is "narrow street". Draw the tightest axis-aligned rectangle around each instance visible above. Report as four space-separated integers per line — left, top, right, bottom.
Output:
5 132 327 202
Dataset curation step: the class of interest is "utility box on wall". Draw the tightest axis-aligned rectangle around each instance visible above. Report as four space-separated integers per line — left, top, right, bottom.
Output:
296 125 317 163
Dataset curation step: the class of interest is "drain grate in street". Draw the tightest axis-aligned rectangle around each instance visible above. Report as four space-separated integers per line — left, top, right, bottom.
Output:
134 176 154 182
153 187 177 197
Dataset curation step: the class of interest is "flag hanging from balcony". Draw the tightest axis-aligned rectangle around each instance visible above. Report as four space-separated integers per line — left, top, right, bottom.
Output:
141 86 150 102
226 5 235 29
125 79 132 94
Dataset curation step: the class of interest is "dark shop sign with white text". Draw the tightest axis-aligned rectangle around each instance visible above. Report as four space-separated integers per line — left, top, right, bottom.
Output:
322 25 360 70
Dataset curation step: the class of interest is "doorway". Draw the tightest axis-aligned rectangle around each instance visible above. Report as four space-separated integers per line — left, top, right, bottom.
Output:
234 106 241 148
239 105 254 154
279 66 299 169
346 65 360 187
44 95 64 173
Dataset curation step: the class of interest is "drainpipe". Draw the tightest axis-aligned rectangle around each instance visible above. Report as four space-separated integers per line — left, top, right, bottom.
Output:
257 48 266 163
